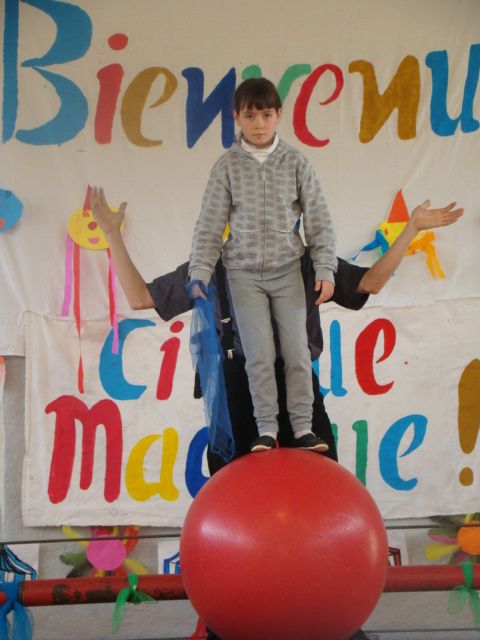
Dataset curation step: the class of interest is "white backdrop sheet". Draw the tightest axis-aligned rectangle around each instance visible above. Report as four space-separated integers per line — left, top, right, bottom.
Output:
0 0 479 524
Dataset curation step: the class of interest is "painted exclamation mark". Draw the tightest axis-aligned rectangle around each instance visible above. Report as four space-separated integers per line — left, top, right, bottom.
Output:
458 359 480 486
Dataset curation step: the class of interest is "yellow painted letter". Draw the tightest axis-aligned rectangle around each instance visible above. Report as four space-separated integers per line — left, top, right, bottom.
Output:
126 429 179 501
349 56 420 143
121 67 177 147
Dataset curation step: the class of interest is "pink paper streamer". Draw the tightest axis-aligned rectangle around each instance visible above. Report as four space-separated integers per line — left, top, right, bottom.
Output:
61 234 74 316
108 252 119 354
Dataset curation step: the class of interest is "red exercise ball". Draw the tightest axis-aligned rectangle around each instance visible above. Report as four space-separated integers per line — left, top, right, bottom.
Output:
180 449 388 640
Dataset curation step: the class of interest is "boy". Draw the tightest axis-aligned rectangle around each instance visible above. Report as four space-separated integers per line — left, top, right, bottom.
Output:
188 78 337 453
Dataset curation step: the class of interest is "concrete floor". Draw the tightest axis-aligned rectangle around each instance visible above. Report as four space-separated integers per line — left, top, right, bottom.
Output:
363 590 479 639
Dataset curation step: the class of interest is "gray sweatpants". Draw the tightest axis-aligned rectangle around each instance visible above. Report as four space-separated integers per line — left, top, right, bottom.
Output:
227 262 314 436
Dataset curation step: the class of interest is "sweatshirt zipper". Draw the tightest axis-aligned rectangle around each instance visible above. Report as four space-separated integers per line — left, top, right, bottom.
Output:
261 165 266 272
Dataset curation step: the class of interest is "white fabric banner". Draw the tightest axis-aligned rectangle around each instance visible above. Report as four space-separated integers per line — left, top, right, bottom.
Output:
23 299 480 524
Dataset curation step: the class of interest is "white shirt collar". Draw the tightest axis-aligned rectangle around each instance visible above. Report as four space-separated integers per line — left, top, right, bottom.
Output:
240 133 279 162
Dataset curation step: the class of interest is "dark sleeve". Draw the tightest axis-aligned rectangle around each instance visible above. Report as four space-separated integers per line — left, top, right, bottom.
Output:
332 258 369 310
145 261 194 321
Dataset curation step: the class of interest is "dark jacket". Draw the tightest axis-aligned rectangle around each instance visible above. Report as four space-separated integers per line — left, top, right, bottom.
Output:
147 250 368 361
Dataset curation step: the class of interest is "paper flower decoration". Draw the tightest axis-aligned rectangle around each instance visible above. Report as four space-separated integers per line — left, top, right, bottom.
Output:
60 526 148 577
426 514 480 564
353 190 446 278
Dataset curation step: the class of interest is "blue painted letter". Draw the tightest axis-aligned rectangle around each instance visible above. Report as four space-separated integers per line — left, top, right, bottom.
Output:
379 414 427 490
426 44 480 136
316 320 347 398
182 67 236 148
3 0 92 144
99 318 155 400
185 427 209 498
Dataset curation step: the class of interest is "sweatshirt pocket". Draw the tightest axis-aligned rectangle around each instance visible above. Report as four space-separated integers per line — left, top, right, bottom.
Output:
268 204 301 233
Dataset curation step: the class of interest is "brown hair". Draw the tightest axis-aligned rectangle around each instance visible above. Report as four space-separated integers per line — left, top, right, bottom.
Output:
233 78 282 113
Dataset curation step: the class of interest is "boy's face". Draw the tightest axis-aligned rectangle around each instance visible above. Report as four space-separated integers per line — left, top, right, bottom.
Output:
234 106 282 148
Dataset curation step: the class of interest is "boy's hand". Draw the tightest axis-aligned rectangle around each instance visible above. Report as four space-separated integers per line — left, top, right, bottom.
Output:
91 186 127 235
410 200 464 233
314 280 334 305
191 282 208 300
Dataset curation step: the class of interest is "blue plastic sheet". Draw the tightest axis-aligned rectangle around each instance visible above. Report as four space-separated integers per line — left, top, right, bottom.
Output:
0 582 33 640
186 281 235 463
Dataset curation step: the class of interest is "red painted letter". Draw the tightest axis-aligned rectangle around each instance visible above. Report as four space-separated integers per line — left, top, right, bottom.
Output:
293 64 344 147
95 64 124 144
46 395 123 503
355 319 396 395
157 321 184 400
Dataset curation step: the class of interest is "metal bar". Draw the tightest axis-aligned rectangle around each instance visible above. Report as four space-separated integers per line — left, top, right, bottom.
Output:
1 565 479 606
4 524 478 546
383 564 480 592
0 532 182 545
0 574 186 606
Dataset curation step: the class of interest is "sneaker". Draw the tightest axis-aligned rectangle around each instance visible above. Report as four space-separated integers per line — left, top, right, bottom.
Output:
250 435 276 452
294 432 329 452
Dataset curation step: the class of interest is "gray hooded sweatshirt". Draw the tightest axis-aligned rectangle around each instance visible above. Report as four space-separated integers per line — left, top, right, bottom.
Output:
189 138 337 283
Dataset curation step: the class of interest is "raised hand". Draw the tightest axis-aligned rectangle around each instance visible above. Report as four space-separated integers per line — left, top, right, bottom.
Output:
410 200 464 233
90 186 127 236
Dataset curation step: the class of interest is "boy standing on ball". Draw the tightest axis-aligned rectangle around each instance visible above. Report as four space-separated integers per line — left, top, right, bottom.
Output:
188 77 337 454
